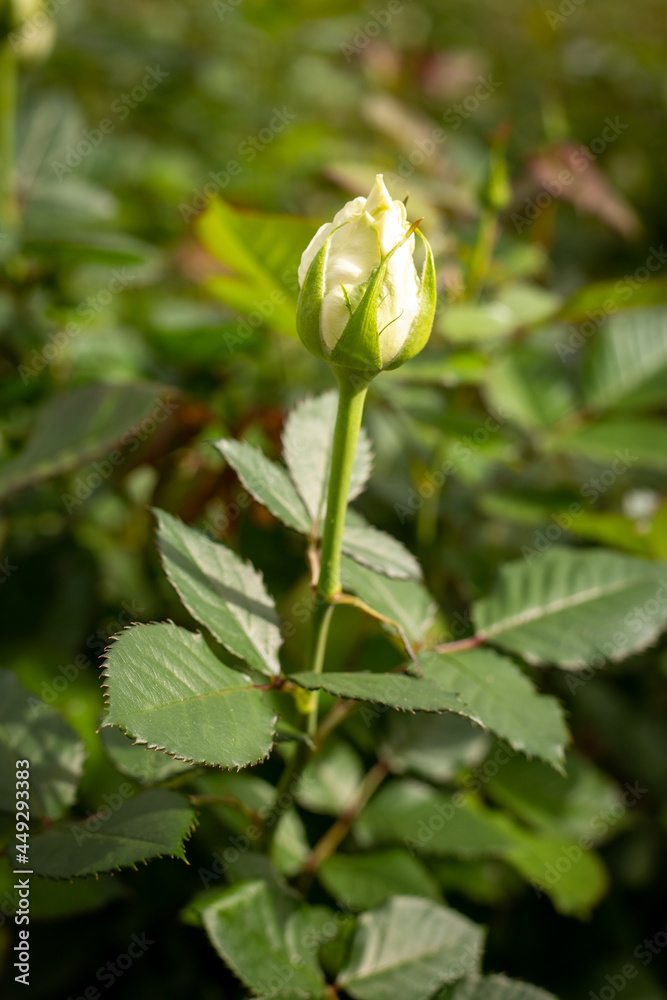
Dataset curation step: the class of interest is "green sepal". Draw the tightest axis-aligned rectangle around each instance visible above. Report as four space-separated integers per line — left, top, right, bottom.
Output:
296 223 350 363
384 230 437 370
330 230 416 373
296 238 330 362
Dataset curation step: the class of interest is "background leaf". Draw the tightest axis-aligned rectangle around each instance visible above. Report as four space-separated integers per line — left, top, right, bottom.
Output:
0 382 176 499
195 199 321 339
381 713 490 785
548 417 667 471
338 895 484 1000
24 789 196 878
354 779 516 858
298 740 365 815
449 974 559 1000
474 548 667 668
319 850 441 909
484 751 626 843
190 771 309 877
583 306 667 410
0 670 86 820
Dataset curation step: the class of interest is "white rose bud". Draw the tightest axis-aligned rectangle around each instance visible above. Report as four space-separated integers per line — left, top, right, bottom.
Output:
297 174 436 374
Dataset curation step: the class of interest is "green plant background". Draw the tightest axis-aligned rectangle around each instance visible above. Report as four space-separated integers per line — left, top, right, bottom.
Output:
1 0 667 998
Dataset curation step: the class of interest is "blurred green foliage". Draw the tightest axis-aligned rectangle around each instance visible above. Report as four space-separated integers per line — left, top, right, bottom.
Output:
1 0 667 998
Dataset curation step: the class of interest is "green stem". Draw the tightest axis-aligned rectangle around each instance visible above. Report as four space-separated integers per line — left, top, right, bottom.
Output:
0 3 17 241
302 367 371 741
263 366 372 848
261 601 334 845
305 601 334 737
317 367 371 599
465 208 497 302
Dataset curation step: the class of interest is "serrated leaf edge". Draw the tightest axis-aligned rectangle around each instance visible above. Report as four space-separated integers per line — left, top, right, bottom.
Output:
99 622 278 771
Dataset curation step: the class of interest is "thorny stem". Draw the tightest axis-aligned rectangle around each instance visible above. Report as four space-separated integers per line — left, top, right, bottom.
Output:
264 367 372 845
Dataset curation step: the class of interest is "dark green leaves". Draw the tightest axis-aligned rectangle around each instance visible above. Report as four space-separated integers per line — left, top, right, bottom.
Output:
418 649 567 769
288 671 466 715
354 778 609 918
319 850 441 909
356 779 515 859
449 975 558 1000
0 670 86 820
197 880 329 999
338 895 483 1000
196 883 486 1000
103 623 277 769
583 305 667 410
340 556 436 643
25 789 196 878
474 548 667 668
155 508 283 676
0 382 175 499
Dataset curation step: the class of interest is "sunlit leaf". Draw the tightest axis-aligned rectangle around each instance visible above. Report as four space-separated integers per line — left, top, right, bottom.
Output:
102 623 277 769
